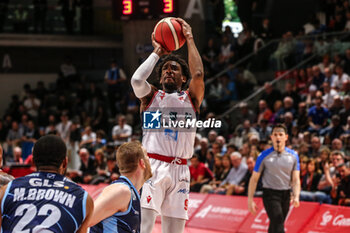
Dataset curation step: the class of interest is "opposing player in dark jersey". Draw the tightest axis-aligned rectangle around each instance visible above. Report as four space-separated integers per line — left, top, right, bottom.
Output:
0 145 14 187
89 141 152 233
0 135 94 233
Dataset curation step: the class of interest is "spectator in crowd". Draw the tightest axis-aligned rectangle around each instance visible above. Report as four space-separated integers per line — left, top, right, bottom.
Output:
256 18 272 41
56 113 72 143
6 121 22 159
23 91 41 121
312 66 325 89
233 102 256 129
261 82 282 110
322 82 338 108
104 59 127 116
112 115 132 146
212 152 248 194
218 35 235 69
299 158 332 203
79 126 96 148
309 136 322 158
333 163 350 206
195 137 209 163
339 95 350 125
324 67 336 85
105 153 120 183
13 146 23 163
190 154 213 192
322 115 344 141
200 154 232 194
202 38 219 76
308 96 330 133
332 65 349 90
77 147 96 184
257 100 273 124
318 150 345 192
331 138 344 151
226 156 261 196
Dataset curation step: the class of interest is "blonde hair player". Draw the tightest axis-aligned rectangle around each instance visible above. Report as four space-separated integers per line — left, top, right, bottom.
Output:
131 18 204 233
89 141 152 232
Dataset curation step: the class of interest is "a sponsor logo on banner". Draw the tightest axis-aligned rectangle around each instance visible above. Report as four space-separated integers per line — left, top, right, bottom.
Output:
320 211 350 227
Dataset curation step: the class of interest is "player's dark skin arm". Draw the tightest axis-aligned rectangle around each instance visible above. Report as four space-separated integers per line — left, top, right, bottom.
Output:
177 18 204 112
0 184 8 227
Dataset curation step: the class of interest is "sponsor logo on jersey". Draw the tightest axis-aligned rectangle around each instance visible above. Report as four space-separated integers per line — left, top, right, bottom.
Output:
184 199 189 211
147 195 152 203
143 110 162 129
177 189 189 194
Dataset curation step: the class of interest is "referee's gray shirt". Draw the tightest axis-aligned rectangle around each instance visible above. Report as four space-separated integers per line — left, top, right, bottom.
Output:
254 147 300 190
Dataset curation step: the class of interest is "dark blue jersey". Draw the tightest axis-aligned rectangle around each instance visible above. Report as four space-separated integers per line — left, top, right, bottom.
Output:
90 176 141 233
1 172 88 233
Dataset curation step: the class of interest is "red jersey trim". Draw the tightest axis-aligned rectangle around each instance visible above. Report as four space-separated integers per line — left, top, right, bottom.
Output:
185 91 197 113
144 90 159 111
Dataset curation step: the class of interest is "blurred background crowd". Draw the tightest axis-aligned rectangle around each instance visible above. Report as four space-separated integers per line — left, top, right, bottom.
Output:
0 0 350 207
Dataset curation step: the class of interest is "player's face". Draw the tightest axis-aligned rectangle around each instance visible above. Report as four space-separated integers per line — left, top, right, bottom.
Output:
270 128 288 152
160 61 186 92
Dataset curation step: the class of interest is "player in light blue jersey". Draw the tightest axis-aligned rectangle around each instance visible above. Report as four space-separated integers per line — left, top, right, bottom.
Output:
89 141 152 233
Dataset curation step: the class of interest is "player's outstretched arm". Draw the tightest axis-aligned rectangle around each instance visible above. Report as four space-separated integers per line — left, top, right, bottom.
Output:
0 184 9 228
77 194 94 233
88 183 131 227
176 18 204 112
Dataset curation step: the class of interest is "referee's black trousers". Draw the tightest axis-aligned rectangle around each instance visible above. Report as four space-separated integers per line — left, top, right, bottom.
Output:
262 188 290 233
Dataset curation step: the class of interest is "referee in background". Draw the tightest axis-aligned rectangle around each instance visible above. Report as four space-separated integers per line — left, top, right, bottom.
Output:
248 124 300 233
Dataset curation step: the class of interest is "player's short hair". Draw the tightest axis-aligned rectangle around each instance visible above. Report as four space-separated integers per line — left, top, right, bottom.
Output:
271 124 288 134
156 54 191 90
116 141 145 174
33 135 67 169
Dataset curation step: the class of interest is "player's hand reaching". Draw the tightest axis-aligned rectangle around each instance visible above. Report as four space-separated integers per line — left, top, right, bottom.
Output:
176 18 193 40
248 200 258 215
152 32 170 56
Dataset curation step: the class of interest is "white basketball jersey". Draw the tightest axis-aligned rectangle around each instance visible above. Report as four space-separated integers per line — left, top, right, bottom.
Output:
142 90 197 159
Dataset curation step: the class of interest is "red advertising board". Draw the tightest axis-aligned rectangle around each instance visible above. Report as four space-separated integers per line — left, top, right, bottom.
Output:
187 195 251 232
301 204 350 233
239 201 319 233
80 183 108 200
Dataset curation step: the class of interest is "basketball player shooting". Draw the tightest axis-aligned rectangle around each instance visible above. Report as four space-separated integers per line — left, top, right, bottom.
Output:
131 18 204 233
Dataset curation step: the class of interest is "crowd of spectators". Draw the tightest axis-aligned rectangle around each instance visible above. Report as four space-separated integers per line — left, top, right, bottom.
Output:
1 46 350 207
190 47 350 207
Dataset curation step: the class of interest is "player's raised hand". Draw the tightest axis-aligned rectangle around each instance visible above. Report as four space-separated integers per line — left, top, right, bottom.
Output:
152 32 170 56
176 18 193 40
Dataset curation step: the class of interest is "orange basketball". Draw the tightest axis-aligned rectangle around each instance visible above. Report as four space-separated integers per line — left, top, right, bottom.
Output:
153 17 186 52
